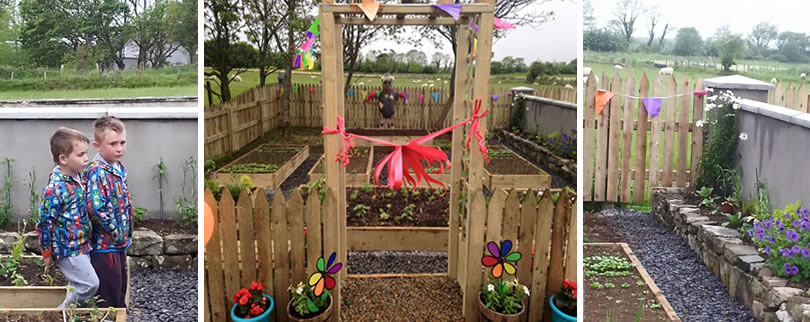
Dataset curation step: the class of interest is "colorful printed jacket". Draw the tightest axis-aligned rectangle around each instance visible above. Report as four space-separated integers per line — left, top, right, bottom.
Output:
37 166 93 260
84 154 133 252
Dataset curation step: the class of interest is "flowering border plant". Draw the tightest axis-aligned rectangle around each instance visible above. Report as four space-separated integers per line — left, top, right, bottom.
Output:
749 202 810 281
289 252 342 318
233 281 271 319
480 240 529 315
553 279 577 316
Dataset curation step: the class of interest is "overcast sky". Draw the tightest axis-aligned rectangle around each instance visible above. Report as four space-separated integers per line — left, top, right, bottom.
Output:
590 0 809 41
362 0 578 64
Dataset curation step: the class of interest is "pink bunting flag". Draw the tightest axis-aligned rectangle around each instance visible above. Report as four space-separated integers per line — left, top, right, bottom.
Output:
641 97 664 117
418 94 425 104
434 4 462 21
693 90 708 96
493 17 516 30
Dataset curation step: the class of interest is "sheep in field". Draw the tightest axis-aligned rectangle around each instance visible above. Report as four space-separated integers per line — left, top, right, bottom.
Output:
659 67 674 75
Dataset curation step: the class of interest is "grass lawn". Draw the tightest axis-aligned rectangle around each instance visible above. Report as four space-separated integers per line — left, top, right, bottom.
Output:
203 68 576 106
0 85 198 100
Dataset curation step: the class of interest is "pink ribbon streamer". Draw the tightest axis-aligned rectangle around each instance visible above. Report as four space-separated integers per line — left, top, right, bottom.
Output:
323 97 490 190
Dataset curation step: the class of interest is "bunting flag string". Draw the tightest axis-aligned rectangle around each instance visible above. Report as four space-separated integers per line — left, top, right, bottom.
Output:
352 0 381 21
594 88 710 115
433 4 462 21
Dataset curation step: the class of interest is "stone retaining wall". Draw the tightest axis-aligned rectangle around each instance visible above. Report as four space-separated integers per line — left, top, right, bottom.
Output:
0 227 197 270
653 187 810 322
497 129 576 183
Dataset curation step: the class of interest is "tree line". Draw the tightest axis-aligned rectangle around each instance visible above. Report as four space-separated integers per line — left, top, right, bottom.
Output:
0 0 197 71
584 0 810 70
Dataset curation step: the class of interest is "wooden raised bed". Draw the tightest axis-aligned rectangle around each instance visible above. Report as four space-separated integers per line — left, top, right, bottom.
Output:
309 146 374 187
345 186 450 252
584 243 680 321
482 145 551 189
345 129 440 146
348 227 448 251
215 144 309 187
0 255 130 321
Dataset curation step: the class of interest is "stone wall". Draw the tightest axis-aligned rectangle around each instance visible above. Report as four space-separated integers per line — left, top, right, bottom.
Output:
652 188 810 322
497 129 576 183
0 227 196 270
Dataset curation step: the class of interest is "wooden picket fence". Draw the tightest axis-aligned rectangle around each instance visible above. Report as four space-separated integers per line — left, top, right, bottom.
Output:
455 188 577 321
203 188 324 322
204 83 576 159
203 186 576 322
583 72 706 203
770 81 810 113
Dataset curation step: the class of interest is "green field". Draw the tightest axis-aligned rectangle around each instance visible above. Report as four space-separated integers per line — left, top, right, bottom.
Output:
203 68 576 107
0 65 198 100
0 85 198 100
586 51 810 85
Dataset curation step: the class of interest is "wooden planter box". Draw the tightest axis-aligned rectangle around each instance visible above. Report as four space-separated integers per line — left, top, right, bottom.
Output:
0 256 130 321
215 144 309 188
347 227 448 251
309 146 374 187
475 146 551 189
345 129 435 147
585 243 680 321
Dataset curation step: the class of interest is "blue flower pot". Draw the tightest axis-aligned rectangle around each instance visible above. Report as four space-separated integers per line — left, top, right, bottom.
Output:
550 295 576 322
231 294 274 322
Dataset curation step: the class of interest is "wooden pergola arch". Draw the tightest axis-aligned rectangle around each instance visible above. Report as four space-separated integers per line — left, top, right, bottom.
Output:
318 1 495 319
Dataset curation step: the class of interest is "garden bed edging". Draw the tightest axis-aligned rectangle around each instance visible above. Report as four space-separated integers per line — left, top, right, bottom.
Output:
652 187 810 322
497 129 576 183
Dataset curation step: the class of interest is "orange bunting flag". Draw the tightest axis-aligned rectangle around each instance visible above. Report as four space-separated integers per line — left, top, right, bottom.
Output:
204 202 214 247
353 0 381 21
595 90 613 115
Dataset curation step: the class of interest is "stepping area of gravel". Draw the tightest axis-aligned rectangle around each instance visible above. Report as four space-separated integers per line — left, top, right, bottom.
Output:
341 276 463 321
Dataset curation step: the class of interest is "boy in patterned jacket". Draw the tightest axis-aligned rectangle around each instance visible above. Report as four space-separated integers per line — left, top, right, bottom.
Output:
84 116 132 308
38 128 99 308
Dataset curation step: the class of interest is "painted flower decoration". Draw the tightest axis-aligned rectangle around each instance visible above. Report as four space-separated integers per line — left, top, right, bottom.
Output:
481 240 522 278
308 252 342 297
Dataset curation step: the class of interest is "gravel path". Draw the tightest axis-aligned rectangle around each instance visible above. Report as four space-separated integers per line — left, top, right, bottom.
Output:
341 276 463 321
596 208 756 322
348 251 448 274
128 269 198 322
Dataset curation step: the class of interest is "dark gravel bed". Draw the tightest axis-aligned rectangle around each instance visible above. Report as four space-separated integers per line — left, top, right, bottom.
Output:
347 251 448 274
487 137 572 189
596 208 756 322
127 269 197 322
276 146 323 199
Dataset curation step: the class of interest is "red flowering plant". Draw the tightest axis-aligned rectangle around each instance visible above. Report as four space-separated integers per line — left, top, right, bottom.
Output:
233 281 271 319
553 279 577 316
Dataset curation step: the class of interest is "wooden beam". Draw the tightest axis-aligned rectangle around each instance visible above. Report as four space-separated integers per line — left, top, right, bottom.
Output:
335 17 461 25
321 3 493 14
448 19 471 281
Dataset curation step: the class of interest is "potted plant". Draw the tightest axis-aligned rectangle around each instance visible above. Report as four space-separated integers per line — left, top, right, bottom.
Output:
288 252 342 321
550 278 577 321
231 281 274 322
479 240 529 321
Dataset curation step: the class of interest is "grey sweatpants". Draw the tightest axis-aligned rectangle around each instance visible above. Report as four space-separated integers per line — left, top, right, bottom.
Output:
56 254 99 308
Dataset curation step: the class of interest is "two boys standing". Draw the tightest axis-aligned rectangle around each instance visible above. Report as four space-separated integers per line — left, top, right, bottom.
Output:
37 116 132 309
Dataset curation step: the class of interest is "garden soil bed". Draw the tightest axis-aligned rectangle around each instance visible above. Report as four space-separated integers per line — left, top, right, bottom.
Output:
486 146 541 175
0 257 67 286
340 276 462 321
346 187 448 227
137 219 195 236
584 243 678 321
584 211 623 243
1 310 125 322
